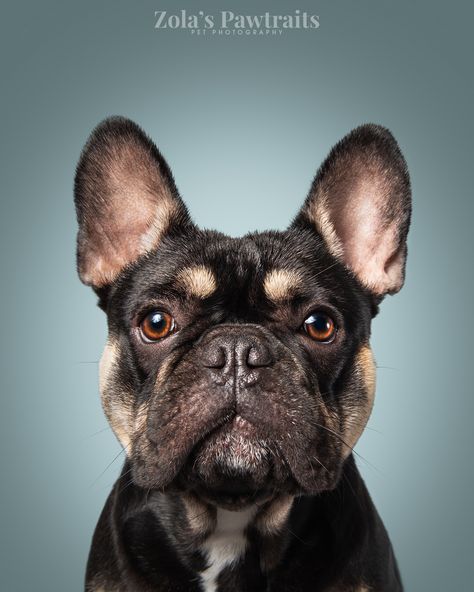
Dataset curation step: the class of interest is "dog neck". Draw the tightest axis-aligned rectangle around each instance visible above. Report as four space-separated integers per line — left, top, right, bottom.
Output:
110 456 378 591
149 489 295 591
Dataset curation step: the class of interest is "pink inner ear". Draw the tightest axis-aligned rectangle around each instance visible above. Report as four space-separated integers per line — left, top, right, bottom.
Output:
309 155 405 295
321 172 406 295
77 133 180 288
298 124 411 297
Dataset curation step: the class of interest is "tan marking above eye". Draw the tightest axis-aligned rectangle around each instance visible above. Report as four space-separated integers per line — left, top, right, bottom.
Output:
263 269 302 302
177 265 217 298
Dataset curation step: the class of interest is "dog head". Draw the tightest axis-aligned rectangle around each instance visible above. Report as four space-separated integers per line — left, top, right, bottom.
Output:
75 117 410 509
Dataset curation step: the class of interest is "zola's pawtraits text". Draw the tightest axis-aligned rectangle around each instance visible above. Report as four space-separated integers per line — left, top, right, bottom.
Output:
154 9 320 36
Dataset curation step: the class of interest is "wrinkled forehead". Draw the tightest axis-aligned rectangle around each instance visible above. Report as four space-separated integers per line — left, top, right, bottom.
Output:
114 229 356 316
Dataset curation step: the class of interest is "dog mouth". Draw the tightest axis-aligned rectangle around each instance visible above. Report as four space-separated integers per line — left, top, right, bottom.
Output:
131 385 339 501
179 414 284 508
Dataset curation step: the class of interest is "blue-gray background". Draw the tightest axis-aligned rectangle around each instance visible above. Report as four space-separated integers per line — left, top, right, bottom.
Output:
1 1 472 590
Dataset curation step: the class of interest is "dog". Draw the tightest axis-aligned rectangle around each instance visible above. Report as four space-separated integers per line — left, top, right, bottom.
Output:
75 117 411 591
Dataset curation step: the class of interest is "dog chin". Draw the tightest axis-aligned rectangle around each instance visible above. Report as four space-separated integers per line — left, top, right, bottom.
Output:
182 415 284 509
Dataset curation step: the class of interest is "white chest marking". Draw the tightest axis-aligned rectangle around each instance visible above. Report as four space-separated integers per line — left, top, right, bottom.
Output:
199 506 256 592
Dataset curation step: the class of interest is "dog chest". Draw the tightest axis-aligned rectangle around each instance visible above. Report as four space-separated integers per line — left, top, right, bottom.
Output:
198 506 256 592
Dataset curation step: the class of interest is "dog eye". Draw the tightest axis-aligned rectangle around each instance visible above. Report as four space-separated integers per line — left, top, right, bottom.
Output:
140 311 176 342
303 312 336 342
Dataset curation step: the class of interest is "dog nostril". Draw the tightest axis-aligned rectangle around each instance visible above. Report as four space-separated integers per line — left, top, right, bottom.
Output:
201 345 227 369
247 344 273 368
201 334 274 372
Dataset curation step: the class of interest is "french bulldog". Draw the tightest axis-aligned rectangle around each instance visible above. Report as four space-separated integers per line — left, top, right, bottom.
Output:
75 117 411 591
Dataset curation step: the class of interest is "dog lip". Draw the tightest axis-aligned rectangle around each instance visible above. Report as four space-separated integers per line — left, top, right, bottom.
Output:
193 486 273 510
232 414 257 431
190 411 235 451
192 412 258 447
184 412 263 469
234 415 250 424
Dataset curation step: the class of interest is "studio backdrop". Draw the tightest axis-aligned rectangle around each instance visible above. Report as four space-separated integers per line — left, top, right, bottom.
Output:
1 1 472 591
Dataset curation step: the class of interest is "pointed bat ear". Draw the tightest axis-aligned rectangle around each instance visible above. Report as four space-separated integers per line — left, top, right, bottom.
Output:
292 124 411 297
74 116 193 289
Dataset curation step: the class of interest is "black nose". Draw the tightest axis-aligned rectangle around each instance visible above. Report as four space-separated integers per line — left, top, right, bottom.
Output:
201 331 274 373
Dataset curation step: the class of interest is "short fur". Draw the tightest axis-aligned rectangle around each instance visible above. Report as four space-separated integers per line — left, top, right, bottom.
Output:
75 117 411 591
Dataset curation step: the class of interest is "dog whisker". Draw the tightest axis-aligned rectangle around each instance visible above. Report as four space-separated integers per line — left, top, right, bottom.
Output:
342 417 383 435
308 453 330 474
313 422 382 475
90 445 130 488
82 425 113 440
313 260 340 278
76 360 100 365
117 477 135 496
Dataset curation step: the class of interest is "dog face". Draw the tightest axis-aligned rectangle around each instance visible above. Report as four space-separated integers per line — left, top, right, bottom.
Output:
75 118 410 508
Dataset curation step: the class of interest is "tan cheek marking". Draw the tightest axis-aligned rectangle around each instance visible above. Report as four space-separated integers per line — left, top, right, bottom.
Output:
255 495 294 536
98 338 118 395
154 356 176 391
358 344 376 398
263 269 302 302
177 265 217 299
99 338 133 450
134 401 148 435
342 344 376 457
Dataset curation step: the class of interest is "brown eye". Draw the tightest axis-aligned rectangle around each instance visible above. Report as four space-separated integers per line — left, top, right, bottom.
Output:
140 311 175 342
304 312 336 342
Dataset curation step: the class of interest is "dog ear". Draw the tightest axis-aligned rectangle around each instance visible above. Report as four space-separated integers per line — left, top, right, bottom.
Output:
292 124 411 296
74 117 193 288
